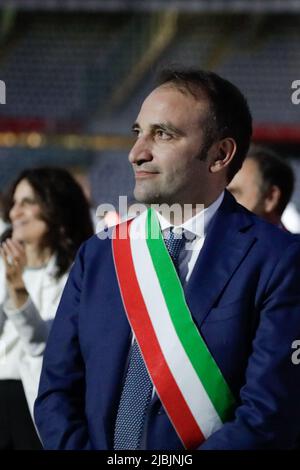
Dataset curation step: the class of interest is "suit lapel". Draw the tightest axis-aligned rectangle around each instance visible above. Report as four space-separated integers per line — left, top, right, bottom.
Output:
184 191 257 327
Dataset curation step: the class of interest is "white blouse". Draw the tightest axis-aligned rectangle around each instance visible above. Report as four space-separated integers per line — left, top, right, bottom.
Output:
0 256 68 415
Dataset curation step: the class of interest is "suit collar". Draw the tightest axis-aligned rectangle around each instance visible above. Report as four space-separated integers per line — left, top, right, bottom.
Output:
156 191 225 240
184 190 256 327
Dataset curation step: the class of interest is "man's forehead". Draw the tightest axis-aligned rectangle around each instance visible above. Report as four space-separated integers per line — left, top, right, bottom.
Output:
137 84 210 122
146 83 208 102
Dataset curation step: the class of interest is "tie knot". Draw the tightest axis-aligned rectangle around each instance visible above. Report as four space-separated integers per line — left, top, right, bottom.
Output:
164 227 185 265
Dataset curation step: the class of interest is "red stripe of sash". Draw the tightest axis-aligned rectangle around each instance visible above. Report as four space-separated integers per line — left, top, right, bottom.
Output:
112 221 204 449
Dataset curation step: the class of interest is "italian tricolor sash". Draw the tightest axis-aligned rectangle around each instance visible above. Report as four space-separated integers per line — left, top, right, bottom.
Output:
112 208 235 449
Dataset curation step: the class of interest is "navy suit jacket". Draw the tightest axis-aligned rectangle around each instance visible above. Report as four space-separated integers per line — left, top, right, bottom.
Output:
34 191 300 449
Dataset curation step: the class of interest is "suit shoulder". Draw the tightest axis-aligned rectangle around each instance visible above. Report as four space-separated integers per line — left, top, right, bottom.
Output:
79 218 133 256
245 209 300 252
253 214 294 239
82 229 113 253
223 192 299 250
227 196 297 249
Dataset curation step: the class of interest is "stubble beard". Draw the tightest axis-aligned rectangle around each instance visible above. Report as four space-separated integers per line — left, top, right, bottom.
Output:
133 182 163 205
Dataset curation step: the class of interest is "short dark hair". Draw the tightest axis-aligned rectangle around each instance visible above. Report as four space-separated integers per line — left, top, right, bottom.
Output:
247 145 295 216
4 167 94 278
157 68 253 182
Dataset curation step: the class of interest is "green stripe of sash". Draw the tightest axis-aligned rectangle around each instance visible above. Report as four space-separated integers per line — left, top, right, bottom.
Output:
146 208 235 422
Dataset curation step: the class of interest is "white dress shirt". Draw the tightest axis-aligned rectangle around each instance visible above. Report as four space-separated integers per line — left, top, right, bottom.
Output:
129 192 224 401
156 191 224 286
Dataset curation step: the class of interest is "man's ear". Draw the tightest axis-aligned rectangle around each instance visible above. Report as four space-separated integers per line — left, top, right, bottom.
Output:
263 185 281 214
209 138 237 174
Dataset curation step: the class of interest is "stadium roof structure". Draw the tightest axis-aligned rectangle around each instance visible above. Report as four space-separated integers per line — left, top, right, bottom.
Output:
1 0 300 13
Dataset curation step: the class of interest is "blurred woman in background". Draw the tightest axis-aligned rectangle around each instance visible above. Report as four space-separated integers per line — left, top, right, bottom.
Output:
0 167 94 449
0 191 9 237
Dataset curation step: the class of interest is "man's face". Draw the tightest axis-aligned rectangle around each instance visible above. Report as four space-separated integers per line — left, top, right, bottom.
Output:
227 158 265 214
129 85 214 206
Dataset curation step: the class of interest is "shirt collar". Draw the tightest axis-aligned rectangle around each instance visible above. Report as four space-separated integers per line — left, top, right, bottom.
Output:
156 191 224 240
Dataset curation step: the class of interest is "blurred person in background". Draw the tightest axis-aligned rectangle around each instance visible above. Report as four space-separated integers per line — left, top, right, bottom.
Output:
227 145 295 230
0 192 9 236
0 167 93 450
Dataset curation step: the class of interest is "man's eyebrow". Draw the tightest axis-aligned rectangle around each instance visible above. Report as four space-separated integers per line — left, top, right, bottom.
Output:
154 122 185 136
131 121 184 136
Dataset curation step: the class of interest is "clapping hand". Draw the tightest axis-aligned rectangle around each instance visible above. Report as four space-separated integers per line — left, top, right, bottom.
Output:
0 238 28 309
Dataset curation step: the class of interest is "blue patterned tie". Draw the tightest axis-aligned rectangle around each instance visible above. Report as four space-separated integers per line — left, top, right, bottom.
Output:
113 227 185 450
163 227 186 270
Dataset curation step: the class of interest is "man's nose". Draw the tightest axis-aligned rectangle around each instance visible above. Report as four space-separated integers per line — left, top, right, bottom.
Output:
128 135 153 165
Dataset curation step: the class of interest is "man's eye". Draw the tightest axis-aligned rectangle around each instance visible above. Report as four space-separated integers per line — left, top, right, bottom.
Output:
156 129 172 140
132 128 141 137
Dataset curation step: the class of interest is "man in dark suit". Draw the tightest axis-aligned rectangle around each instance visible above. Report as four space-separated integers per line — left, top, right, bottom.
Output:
34 69 300 450
227 145 295 230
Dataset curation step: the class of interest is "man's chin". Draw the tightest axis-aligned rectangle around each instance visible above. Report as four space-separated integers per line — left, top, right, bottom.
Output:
133 188 156 205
